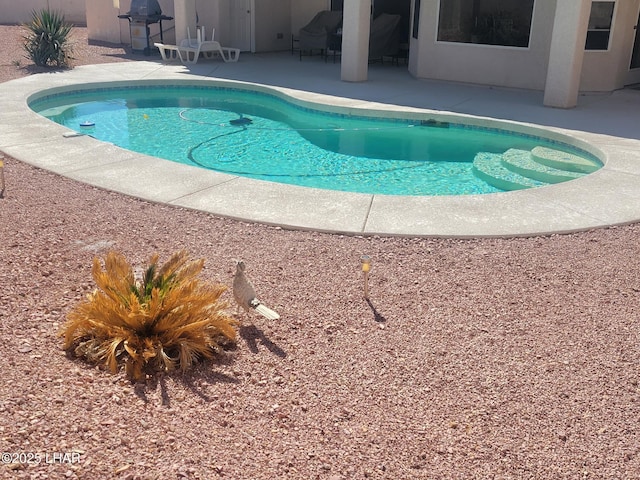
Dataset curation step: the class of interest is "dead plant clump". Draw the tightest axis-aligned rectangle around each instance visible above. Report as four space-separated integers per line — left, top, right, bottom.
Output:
61 250 237 381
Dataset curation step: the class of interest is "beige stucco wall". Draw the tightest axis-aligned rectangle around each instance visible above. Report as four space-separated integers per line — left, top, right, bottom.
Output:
543 0 590 108
86 0 175 45
212 0 241 49
85 0 126 44
1 0 86 25
254 0 291 52
580 0 640 91
86 0 310 52
194 0 294 52
410 0 556 91
409 0 640 93
194 0 219 42
82 0 640 94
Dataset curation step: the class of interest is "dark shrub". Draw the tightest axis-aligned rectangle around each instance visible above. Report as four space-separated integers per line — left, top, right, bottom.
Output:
24 9 74 67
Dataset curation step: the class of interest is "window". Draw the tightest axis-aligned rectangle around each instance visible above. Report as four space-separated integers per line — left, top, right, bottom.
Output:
374 0 411 44
585 1 615 51
437 0 535 48
413 0 421 39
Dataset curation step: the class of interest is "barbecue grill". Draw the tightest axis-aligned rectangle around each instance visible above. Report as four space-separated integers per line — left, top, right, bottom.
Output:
118 0 173 55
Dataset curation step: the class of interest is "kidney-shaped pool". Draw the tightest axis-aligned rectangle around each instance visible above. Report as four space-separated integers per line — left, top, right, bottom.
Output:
29 84 602 196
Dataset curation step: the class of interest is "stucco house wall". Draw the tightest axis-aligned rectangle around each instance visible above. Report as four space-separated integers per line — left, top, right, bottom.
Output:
0 0 86 25
85 0 317 53
409 0 640 93
254 0 291 52
86 0 175 45
212 0 329 53
580 0 639 91
50 0 640 100
409 0 556 91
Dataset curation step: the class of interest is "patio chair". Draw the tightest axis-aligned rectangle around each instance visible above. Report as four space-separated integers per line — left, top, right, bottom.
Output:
299 10 343 60
194 27 240 63
155 28 200 63
155 41 197 63
155 26 239 64
368 13 402 63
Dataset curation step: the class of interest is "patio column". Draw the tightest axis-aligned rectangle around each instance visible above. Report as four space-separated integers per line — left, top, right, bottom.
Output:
543 0 591 108
173 0 197 44
341 0 371 82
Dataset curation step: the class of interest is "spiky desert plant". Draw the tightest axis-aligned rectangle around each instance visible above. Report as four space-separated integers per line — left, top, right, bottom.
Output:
62 250 237 381
23 9 73 67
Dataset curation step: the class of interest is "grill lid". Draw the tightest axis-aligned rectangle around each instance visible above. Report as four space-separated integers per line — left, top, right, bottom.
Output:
128 0 163 18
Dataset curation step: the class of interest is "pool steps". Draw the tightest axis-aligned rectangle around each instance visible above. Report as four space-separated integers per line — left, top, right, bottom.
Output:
473 153 546 191
502 149 584 183
531 146 600 174
472 147 600 191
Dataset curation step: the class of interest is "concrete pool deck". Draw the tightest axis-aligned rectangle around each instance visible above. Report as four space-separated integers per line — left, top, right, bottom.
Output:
2 52 640 237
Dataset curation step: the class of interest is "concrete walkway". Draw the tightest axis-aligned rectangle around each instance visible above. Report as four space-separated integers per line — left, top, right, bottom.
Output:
2 52 640 237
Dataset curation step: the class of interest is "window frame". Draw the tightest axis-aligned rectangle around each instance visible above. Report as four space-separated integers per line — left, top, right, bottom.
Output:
413 0 421 40
585 1 617 52
435 0 536 49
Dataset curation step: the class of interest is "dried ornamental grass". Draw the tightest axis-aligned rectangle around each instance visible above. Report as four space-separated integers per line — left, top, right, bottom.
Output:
62 250 237 381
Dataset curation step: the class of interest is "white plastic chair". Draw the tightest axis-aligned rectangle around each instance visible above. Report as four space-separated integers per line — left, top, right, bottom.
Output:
193 27 240 63
156 26 239 65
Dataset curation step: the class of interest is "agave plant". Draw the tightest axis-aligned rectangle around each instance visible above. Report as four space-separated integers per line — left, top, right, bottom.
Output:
23 9 74 67
62 250 237 381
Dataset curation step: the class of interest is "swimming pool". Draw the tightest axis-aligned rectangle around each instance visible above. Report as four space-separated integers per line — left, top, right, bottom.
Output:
30 84 601 196
7 63 640 237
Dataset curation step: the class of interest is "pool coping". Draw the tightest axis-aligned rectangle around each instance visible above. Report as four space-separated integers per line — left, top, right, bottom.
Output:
2 61 640 237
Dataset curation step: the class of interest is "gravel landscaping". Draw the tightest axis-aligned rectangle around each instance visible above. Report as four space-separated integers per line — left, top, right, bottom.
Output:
1 24 639 479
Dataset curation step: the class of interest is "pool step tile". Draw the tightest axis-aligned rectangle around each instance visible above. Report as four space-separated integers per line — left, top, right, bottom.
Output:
532 146 601 174
472 152 548 191
502 149 584 184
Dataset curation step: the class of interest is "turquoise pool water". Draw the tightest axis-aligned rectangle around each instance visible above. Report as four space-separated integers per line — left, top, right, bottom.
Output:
30 85 599 196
